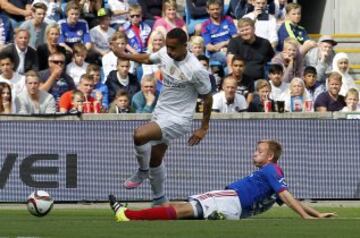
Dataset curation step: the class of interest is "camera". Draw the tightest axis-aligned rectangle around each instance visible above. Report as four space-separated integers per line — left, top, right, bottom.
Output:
257 10 269 21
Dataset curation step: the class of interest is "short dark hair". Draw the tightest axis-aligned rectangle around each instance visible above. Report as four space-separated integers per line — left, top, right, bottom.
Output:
167 28 188 45
303 66 317 76
0 52 13 62
206 0 222 8
269 64 284 74
231 55 246 65
197 55 209 63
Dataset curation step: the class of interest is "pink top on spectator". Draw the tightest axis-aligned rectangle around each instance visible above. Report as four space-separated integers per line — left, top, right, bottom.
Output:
153 17 185 32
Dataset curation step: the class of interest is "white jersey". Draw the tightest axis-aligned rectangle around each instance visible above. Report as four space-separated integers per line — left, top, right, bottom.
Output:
150 47 211 122
212 91 248 113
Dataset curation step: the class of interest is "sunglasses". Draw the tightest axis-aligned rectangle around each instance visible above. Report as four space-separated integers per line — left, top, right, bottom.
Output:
130 14 141 18
50 60 65 65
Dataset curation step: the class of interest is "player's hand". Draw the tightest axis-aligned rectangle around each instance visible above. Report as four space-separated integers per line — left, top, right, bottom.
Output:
188 128 208 146
317 212 337 218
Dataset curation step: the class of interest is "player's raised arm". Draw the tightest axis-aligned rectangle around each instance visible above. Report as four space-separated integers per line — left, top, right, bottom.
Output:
278 190 336 219
188 93 213 146
112 41 153 65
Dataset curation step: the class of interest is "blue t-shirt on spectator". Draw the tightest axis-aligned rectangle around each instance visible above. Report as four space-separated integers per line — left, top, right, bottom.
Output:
314 91 346 112
58 19 91 48
277 21 310 51
201 16 237 47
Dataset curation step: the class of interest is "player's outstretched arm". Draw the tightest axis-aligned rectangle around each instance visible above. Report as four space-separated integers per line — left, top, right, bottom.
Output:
112 42 153 64
278 190 336 219
188 93 213 146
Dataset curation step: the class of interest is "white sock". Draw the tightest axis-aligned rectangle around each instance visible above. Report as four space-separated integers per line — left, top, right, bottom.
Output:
134 143 151 171
149 163 166 199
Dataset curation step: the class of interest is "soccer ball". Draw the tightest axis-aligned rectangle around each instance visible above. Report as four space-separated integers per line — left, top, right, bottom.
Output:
26 190 54 217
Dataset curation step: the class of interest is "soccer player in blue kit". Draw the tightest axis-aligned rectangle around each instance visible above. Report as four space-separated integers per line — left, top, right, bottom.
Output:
109 140 336 221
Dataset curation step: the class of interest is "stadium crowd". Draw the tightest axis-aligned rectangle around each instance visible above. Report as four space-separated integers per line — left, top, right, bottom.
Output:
0 0 359 114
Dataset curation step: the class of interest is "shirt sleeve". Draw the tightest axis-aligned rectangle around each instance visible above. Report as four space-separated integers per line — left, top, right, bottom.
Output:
200 21 212 46
149 49 162 64
263 165 288 194
82 21 91 44
193 68 212 95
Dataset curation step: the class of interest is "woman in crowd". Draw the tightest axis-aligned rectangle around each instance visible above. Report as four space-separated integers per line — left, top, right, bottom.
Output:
0 82 12 114
281 77 312 112
332 52 357 97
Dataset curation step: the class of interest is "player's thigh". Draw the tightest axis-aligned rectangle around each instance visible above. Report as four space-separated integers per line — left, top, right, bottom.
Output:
189 190 241 220
133 121 162 145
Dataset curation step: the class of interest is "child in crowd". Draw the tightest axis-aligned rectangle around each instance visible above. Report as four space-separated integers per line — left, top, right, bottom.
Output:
272 37 303 83
58 1 92 53
248 79 275 112
189 36 205 57
302 66 325 102
102 31 136 79
87 64 109 110
122 4 152 54
69 89 85 113
341 88 360 112
282 77 312 112
105 58 140 103
66 43 89 86
108 90 132 113
277 2 316 55
90 8 116 57
268 64 288 101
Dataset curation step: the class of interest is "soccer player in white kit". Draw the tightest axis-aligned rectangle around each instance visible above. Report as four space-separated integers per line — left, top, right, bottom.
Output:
113 28 213 205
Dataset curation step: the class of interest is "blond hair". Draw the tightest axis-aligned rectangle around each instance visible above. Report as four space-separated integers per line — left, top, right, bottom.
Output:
162 0 177 17
256 79 271 92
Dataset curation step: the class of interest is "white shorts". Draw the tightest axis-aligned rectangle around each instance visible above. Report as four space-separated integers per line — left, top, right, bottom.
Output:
151 114 191 145
188 190 242 220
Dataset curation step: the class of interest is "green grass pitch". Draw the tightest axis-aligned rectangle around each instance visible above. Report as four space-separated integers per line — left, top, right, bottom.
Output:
1 204 359 238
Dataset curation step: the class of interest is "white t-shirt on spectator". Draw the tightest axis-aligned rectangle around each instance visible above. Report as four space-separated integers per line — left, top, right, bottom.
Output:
108 0 128 26
269 81 289 101
242 12 278 45
102 51 136 82
66 61 89 86
212 91 248 113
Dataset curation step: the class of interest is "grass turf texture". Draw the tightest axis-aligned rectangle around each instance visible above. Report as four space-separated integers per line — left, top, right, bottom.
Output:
1 206 359 238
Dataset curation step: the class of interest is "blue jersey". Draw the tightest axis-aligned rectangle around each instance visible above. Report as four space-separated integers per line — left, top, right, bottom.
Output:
58 19 91 47
226 163 287 218
201 16 237 46
277 21 309 51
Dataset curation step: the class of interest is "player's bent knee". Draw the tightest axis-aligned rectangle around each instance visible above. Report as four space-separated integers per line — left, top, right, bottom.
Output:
133 128 147 145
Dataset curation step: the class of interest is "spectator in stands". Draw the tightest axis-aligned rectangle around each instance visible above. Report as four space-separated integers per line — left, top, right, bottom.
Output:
227 0 253 20
32 0 62 24
141 30 165 91
0 13 13 50
185 0 209 35
59 73 98 113
103 31 136 79
281 77 311 112
108 89 132 113
243 0 278 48
227 55 254 103
90 8 116 58
332 52 357 97
341 88 360 112
15 70 56 114
58 1 92 53
268 64 288 101
87 64 109 110
248 79 274 112
153 0 187 37
39 51 76 106
138 0 163 28
227 18 274 82
202 0 237 67
303 66 325 102
189 36 205 57
123 4 152 54
1 28 38 75
76 0 103 28
66 43 89 86
106 57 140 103
314 72 346 112
269 0 287 26
131 74 159 113
108 0 129 30
304 35 337 84
37 23 70 71
277 2 316 55
68 89 85 113
20 2 48 49
272 37 303 83
0 53 26 96
0 82 13 114
197 55 218 93
212 76 248 113
1 0 32 29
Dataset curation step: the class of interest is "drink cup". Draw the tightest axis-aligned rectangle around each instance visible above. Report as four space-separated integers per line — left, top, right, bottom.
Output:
264 100 272 113
276 101 285 113
83 101 92 113
93 101 101 113
304 100 313 112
